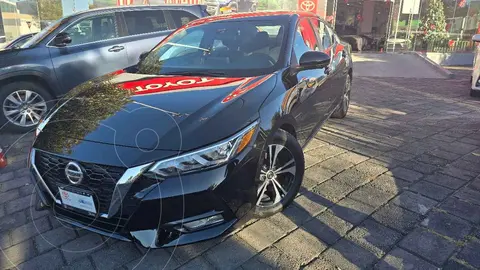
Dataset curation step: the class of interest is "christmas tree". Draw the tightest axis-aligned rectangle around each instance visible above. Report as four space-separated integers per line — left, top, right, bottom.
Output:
419 0 448 42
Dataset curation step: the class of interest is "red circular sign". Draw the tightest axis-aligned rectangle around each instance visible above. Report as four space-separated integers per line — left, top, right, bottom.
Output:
299 0 317 12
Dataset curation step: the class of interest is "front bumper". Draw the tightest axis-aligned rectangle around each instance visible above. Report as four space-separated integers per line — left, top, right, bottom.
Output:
30 139 263 248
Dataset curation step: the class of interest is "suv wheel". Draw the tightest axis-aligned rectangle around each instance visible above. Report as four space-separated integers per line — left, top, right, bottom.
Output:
332 74 352 119
254 129 304 218
0 81 52 133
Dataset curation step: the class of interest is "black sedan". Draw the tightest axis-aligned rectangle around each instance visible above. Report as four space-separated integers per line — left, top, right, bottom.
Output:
30 11 353 248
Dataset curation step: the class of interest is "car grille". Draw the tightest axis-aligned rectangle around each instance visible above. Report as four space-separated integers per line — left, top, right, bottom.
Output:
35 150 126 214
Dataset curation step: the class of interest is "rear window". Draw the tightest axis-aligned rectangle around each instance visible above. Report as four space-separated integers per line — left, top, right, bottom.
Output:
123 10 169 35
169 10 198 28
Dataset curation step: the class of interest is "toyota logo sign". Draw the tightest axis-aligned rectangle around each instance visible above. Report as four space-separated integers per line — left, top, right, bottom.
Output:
299 0 316 12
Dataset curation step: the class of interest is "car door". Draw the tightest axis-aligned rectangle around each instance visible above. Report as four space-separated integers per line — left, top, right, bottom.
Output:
48 13 128 93
287 18 334 144
310 18 345 112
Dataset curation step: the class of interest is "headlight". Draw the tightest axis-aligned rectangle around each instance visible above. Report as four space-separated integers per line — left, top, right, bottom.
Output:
149 121 258 177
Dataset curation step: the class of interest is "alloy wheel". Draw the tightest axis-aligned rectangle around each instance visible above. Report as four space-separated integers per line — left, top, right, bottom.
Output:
2 90 47 127
256 144 296 207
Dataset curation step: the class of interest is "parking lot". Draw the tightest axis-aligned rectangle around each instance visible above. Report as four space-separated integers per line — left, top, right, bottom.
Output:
1 57 480 269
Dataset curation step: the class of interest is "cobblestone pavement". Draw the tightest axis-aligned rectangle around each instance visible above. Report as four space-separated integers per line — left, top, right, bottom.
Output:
1 68 480 270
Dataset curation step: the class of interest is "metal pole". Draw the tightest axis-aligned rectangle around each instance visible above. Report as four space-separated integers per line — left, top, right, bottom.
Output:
412 0 424 51
393 0 404 52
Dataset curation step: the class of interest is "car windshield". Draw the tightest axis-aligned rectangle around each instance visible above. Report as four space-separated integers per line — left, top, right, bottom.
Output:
22 18 66 48
138 19 288 77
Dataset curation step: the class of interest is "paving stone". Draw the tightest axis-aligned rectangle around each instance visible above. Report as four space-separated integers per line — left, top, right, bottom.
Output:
91 241 141 270
0 210 27 232
318 155 355 173
368 173 410 195
347 219 402 257
456 239 480 269
441 166 478 181
308 144 347 164
380 150 416 162
370 156 405 169
0 189 20 204
0 176 31 193
303 210 353 245
168 238 220 265
204 235 256 270
0 172 14 183
26 207 51 221
330 197 375 225
177 256 213 270
372 204 422 234
266 212 298 234
320 239 378 270
427 149 462 161
304 139 328 152
400 161 439 175
424 173 467 189
440 141 478 155
274 228 327 265
293 191 332 217
337 151 370 164
311 178 356 203
0 240 36 269
19 184 35 196
281 204 311 226
35 226 78 253
420 211 473 241
392 191 437 215
238 218 286 251
451 159 480 174
0 205 4 218
6 195 32 214
443 259 475 270
16 249 64 270
415 154 450 166
454 187 480 206
389 167 423 182
303 165 337 189
303 257 337 270
430 134 457 143
127 249 179 270
399 228 457 266
241 246 299 270
14 168 31 178
58 258 94 270
374 248 438 270
439 197 480 223
11 217 51 245
409 181 454 201
61 233 106 263
348 185 395 208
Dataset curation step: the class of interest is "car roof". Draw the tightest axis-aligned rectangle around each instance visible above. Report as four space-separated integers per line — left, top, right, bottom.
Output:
69 4 203 18
187 10 317 26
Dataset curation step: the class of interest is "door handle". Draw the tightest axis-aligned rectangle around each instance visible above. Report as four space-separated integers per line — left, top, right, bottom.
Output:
108 46 124 52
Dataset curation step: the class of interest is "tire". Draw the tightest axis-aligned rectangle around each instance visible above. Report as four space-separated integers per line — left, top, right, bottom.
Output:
332 73 352 119
471 88 480 98
253 129 305 218
0 81 53 133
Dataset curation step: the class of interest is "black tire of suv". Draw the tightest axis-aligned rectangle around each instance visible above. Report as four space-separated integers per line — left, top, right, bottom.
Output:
253 129 305 218
332 74 352 119
0 81 53 133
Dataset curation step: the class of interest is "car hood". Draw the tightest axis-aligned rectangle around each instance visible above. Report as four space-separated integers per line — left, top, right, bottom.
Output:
37 70 276 152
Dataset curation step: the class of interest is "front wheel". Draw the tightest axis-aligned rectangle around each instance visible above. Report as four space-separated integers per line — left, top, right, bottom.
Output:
332 73 352 119
253 129 305 218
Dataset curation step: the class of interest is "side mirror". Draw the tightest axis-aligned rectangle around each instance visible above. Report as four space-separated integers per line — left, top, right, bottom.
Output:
473 34 480 42
53 32 72 47
298 51 331 70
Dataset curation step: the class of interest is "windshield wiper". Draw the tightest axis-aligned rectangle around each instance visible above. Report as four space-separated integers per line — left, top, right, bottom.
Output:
162 71 227 77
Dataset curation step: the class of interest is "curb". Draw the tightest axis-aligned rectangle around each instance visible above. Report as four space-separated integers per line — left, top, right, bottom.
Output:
407 51 456 79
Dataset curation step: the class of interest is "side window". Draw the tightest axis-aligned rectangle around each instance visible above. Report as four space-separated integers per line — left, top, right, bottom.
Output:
310 18 332 52
168 10 199 28
293 18 320 62
63 14 117 46
124 11 169 35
